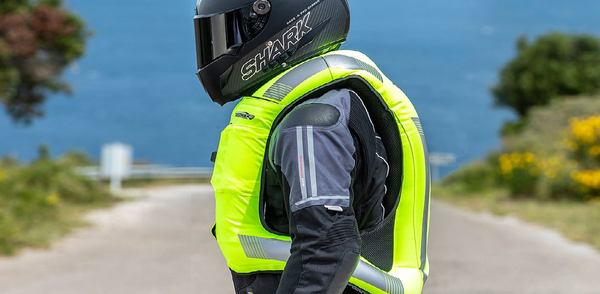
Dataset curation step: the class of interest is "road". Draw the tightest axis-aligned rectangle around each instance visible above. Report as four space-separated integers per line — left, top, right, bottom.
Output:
1 185 599 294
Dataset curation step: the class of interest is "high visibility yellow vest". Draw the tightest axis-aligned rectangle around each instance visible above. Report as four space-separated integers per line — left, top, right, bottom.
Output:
211 50 431 294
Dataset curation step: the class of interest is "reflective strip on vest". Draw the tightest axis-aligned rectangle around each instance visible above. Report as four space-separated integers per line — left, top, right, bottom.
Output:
413 117 431 280
263 57 329 101
239 235 405 294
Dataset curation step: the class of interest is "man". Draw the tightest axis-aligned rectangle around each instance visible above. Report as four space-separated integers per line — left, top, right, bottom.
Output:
193 0 431 293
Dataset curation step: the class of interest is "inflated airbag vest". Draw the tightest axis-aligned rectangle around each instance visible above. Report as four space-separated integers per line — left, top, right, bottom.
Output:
211 50 431 294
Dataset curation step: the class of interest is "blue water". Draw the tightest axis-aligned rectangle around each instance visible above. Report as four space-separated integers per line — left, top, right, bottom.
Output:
1 0 600 174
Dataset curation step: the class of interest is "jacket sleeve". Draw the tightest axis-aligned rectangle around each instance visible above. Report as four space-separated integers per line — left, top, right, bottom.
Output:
272 90 361 294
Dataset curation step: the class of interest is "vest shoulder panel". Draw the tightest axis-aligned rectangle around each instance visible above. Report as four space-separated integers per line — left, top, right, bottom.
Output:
211 50 431 294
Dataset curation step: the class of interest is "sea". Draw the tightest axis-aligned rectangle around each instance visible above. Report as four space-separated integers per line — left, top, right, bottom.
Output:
2 0 600 176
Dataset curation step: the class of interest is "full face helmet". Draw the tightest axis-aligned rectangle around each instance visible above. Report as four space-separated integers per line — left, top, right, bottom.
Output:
194 0 350 105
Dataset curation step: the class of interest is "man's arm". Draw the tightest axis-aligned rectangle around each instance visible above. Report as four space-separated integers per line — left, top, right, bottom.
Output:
272 90 361 294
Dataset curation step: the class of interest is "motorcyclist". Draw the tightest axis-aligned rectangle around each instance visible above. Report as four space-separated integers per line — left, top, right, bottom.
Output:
194 0 430 293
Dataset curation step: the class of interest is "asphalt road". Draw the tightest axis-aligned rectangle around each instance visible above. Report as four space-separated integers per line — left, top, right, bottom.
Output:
1 185 599 294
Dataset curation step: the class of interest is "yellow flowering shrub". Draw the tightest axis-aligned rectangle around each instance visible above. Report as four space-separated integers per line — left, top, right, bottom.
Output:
448 98 600 201
499 152 538 176
589 146 600 157
572 170 600 191
569 116 600 166
498 152 540 197
538 156 564 179
567 115 600 197
570 116 600 144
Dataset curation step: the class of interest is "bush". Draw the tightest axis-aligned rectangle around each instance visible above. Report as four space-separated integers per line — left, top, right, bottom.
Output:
503 96 600 154
10 159 108 204
568 115 600 167
493 33 600 118
497 152 540 198
446 96 600 201
0 155 114 255
565 115 600 198
59 150 93 166
443 156 499 194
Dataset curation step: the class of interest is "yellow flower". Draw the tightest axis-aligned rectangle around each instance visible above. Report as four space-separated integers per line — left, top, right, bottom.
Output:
524 152 535 164
0 169 5 182
498 152 538 177
572 170 600 190
46 192 61 206
499 154 514 175
589 146 600 157
570 116 600 145
539 156 562 179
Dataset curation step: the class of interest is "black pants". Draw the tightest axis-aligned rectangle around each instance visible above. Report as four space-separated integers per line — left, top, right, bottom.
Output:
230 271 365 294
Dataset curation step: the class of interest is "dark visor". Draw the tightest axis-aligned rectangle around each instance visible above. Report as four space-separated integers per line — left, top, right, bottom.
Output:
194 11 245 68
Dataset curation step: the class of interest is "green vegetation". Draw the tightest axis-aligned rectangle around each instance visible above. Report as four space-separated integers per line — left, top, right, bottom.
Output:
0 151 116 255
445 96 600 201
493 33 600 134
0 0 88 124
442 32 600 250
439 98 600 248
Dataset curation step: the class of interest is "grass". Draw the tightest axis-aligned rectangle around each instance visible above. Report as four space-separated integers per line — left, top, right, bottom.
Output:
435 183 600 250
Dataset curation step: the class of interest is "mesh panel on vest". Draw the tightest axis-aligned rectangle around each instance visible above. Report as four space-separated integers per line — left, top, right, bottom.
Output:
347 92 387 231
360 211 396 271
343 79 403 272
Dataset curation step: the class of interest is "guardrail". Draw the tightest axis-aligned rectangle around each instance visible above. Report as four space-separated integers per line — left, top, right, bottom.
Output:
78 152 456 187
77 165 213 180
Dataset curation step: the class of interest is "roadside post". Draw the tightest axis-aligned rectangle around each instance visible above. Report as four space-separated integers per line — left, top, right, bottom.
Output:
430 152 456 181
101 143 133 193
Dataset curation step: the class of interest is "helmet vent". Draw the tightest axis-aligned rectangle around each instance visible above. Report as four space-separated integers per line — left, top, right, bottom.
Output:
252 0 271 15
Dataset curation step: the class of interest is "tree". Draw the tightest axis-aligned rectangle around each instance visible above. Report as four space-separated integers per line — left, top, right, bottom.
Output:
0 0 87 124
493 33 600 118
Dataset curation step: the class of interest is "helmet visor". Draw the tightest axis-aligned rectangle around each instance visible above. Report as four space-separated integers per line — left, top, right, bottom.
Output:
194 12 244 69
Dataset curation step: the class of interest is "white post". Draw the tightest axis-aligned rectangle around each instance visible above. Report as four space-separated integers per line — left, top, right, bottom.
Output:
110 175 122 193
429 152 456 182
101 143 133 193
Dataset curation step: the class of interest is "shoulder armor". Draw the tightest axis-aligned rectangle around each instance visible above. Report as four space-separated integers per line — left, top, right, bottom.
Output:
280 103 340 129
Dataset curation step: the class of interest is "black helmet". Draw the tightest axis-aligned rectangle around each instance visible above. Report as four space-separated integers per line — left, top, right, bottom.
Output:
194 0 350 105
